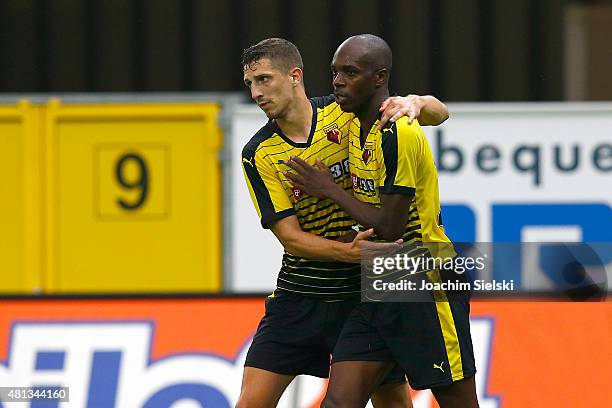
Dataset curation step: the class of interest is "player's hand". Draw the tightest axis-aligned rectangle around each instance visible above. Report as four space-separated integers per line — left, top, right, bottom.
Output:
345 228 403 263
284 156 337 198
378 95 425 129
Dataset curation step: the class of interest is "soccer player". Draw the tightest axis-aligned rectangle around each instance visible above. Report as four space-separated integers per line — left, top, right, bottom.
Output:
238 38 449 408
284 35 479 408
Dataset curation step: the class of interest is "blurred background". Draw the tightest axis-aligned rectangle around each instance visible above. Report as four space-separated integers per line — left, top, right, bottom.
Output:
0 0 611 100
0 1 611 407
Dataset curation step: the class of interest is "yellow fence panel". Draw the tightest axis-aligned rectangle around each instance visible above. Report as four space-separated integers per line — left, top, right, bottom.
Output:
44 100 222 293
0 101 41 293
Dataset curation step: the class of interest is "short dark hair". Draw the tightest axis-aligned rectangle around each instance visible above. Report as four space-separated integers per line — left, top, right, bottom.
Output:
241 38 304 73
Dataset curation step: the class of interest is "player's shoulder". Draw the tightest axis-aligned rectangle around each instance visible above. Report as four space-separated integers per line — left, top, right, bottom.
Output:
242 121 277 159
309 94 337 109
310 94 353 124
382 117 423 143
396 116 423 134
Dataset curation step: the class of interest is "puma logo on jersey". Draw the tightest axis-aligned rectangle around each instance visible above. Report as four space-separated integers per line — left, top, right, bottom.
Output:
433 361 445 373
242 157 255 167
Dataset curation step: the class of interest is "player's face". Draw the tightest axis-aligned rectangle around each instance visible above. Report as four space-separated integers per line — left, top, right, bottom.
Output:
243 58 293 119
331 48 378 113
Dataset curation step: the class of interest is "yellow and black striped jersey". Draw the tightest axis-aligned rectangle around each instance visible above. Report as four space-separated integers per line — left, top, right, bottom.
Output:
348 116 451 248
242 95 361 300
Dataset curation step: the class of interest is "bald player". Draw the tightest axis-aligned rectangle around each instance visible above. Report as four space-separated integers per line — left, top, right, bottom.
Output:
285 34 479 408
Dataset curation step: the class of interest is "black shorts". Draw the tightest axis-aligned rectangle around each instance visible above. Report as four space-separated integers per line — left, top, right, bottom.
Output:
332 295 476 390
245 289 407 383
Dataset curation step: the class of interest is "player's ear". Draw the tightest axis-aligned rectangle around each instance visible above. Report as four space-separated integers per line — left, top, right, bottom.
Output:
289 67 303 86
375 68 388 88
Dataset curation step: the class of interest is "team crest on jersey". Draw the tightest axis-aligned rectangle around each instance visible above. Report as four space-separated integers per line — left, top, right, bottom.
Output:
293 188 302 200
323 123 341 144
362 142 374 164
362 149 372 164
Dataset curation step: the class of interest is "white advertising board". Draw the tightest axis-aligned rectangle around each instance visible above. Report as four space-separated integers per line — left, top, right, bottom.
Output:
230 103 612 292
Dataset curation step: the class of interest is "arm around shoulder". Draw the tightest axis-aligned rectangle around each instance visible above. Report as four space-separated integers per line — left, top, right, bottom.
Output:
416 95 449 126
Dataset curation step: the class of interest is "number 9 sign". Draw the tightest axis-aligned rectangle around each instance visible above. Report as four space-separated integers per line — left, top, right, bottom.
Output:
96 145 168 218
45 102 221 292
116 153 149 210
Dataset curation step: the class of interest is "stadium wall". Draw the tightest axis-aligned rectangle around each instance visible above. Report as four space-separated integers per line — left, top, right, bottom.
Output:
0 0 574 101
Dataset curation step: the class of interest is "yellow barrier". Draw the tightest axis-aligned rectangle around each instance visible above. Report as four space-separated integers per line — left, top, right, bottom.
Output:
43 100 222 293
0 101 41 293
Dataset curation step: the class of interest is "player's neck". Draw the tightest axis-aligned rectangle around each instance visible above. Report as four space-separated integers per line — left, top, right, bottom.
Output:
356 90 390 140
275 94 312 144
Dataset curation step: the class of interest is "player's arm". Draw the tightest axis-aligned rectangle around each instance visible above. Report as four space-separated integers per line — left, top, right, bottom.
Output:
314 93 447 128
242 145 399 263
270 217 388 263
378 95 449 128
285 123 420 241
285 162 411 241
324 191 411 242
317 186 410 241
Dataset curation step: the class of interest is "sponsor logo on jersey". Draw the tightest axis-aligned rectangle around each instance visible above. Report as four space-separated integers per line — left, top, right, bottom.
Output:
352 173 375 193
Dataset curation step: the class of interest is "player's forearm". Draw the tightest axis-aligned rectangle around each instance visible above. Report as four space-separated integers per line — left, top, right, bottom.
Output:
326 185 407 241
271 216 363 263
417 95 449 126
326 185 387 236
281 230 357 263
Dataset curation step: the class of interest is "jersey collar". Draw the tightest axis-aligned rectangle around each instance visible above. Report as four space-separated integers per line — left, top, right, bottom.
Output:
268 99 318 148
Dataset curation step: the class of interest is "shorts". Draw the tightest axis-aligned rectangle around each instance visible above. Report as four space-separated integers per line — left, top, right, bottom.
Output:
332 294 476 390
245 289 407 383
